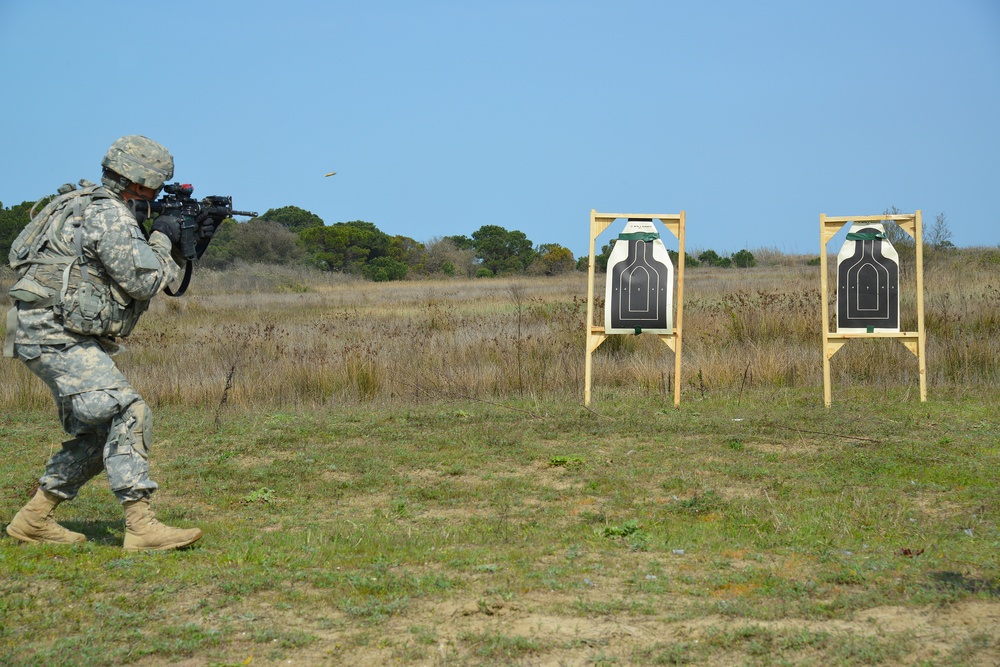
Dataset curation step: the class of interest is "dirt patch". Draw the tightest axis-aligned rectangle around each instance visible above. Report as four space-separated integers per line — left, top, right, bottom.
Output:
712 480 762 501
264 595 1000 667
115 548 1000 667
750 440 822 456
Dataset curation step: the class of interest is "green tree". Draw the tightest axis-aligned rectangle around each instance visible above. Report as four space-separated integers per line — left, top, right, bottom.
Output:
470 225 536 275
230 219 304 264
259 206 324 232
698 250 731 267
299 225 369 272
362 256 408 282
298 220 391 273
531 243 575 275
731 249 756 268
668 249 700 268
388 234 425 271
199 217 238 268
444 234 475 250
0 200 35 260
592 243 613 272
343 220 391 258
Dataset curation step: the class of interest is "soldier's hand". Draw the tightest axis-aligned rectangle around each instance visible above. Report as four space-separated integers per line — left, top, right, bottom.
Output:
151 213 182 246
196 207 227 236
192 215 222 259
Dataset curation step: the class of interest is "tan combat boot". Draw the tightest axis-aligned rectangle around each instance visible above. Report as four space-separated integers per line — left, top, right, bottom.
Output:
123 498 203 552
6 488 86 544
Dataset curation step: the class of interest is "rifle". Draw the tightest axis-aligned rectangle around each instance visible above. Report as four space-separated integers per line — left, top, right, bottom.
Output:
131 182 257 296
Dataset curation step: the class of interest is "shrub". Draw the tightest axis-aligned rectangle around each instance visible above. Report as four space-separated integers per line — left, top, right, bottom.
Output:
731 249 756 268
362 256 408 282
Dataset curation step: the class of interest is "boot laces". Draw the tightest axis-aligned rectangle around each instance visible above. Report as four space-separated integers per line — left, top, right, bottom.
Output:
143 504 165 528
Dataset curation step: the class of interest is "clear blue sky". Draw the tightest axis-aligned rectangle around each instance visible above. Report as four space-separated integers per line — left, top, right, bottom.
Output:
2 1 998 258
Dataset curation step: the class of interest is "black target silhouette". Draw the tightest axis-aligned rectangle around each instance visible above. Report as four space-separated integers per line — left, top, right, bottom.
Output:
837 226 899 330
608 239 670 331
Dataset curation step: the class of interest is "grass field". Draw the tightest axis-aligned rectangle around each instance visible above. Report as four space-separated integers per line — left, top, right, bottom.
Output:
1 253 998 666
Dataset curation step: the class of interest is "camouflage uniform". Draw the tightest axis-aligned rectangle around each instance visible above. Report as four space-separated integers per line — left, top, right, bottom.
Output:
11 192 181 503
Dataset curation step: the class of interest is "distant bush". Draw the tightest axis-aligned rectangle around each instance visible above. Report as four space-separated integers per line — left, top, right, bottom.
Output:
698 250 729 267
731 249 756 268
978 249 1000 266
258 205 324 232
531 243 576 275
0 200 34 261
668 249 700 268
201 218 303 268
362 256 408 282
422 236 477 277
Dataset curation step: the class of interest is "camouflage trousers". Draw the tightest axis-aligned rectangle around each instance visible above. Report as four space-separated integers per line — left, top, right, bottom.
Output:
15 339 157 503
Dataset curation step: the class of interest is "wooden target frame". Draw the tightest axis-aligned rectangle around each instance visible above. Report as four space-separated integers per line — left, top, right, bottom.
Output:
820 211 926 406
584 210 686 407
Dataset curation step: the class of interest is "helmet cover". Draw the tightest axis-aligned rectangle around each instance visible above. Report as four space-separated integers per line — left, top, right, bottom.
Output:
101 135 174 191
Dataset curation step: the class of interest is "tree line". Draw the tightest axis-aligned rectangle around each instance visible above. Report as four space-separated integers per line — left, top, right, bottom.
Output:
6 198 954 281
198 206 580 280
1 198 766 281
202 211 766 277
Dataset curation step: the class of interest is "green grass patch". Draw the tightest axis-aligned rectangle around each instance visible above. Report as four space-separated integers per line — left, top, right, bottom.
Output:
2 392 998 665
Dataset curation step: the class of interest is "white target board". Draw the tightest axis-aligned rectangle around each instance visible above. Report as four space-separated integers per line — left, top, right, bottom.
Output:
604 219 674 334
836 222 900 333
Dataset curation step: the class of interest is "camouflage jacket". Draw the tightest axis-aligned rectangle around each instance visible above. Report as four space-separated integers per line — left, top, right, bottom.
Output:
11 188 182 346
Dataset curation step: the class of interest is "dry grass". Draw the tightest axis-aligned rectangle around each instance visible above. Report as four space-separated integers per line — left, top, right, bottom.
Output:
1 248 998 412
1 253 999 667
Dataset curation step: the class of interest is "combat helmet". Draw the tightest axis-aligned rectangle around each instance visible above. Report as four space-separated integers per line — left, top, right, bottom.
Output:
101 135 174 193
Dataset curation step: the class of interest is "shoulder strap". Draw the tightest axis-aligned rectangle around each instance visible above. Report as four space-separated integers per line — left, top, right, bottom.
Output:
9 183 110 271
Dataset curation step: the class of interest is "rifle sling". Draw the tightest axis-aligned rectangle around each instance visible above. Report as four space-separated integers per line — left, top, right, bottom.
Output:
164 260 193 298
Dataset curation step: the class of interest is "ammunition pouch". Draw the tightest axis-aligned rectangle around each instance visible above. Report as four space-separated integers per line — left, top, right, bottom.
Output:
4 277 58 358
54 263 149 338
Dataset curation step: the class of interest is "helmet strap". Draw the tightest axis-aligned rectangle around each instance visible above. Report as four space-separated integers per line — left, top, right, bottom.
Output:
101 168 129 195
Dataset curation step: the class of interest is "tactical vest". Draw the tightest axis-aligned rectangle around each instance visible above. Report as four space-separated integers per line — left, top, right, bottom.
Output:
4 180 150 357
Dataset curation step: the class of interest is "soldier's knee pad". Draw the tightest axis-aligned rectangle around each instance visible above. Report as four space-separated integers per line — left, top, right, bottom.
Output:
105 399 156 496
107 399 153 462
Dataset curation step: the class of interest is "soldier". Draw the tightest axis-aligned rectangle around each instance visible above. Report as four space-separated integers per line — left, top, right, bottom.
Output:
3 135 202 551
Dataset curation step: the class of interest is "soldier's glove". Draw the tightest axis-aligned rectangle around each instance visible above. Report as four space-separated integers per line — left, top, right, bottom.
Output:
196 207 227 237
151 213 183 246
192 209 227 259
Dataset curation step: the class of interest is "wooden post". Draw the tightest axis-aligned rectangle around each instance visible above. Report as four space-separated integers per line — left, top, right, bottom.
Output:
820 213 833 407
672 211 685 406
915 210 927 401
584 210 598 407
